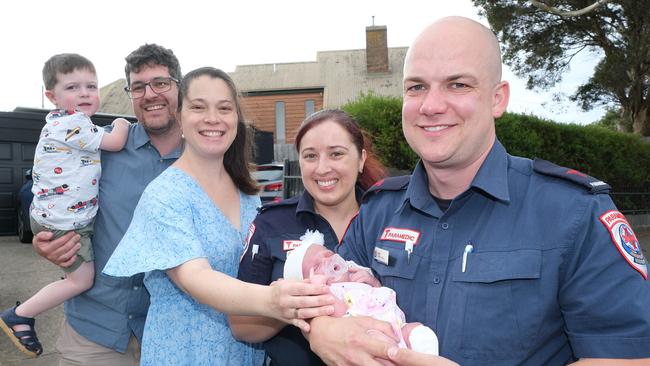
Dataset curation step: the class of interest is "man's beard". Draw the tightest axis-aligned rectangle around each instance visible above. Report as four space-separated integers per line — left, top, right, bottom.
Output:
142 118 176 136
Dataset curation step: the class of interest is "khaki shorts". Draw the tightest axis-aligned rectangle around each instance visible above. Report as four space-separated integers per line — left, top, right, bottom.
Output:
30 216 94 273
56 318 140 366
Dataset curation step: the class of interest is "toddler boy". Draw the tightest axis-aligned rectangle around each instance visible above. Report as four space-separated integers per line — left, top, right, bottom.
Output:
0 53 129 357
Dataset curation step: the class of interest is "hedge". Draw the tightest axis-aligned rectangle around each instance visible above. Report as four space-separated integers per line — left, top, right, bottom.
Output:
342 93 417 170
342 94 650 211
496 113 650 211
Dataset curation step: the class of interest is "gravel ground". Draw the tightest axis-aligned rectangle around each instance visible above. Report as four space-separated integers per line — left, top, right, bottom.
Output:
1 229 649 365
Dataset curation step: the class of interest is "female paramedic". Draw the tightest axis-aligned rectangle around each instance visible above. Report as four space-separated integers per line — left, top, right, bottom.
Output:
231 109 388 366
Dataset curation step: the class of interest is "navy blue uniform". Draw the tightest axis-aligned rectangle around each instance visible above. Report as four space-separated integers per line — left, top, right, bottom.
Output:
239 190 357 366
339 140 650 365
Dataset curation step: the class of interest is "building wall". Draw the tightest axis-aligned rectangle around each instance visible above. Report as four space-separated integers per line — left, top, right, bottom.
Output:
230 47 407 109
232 62 321 90
230 46 407 160
318 48 407 107
99 79 133 116
241 91 323 144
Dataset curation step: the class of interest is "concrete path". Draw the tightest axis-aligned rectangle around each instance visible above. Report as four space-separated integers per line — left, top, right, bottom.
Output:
1 229 649 365
1 236 64 366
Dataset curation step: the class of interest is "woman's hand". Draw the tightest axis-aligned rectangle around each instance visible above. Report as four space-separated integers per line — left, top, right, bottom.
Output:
269 278 336 332
167 258 335 331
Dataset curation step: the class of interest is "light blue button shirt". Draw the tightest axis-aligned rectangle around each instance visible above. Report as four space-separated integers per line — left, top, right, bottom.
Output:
64 123 181 352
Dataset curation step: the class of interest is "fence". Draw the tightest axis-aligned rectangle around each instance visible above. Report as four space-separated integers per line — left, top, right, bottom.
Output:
611 192 650 215
283 160 304 199
281 160 650 217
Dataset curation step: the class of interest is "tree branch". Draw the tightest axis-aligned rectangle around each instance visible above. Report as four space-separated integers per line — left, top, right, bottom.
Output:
529 0 614 18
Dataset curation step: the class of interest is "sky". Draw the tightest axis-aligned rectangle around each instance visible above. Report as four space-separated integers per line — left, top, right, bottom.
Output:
0 0 606 124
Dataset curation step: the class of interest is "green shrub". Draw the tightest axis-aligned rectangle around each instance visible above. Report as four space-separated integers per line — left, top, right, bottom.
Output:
497 112 650 212
496 112 650 193
592 108 622 131
341 94 650 211
342 93 418 171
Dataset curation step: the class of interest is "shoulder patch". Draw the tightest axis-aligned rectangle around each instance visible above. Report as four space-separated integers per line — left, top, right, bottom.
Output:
533 158 610 194
599 210 647 280
258 196 299 213
364 175 410 196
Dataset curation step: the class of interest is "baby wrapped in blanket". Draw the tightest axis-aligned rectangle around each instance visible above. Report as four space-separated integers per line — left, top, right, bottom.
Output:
283 230 439 360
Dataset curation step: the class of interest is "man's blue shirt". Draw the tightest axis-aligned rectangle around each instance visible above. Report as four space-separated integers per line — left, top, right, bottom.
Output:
339 140 650 365
65 123 180 352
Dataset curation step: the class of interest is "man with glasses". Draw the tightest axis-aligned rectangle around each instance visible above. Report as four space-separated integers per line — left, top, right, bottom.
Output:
124 77 178 99
33 44 183 366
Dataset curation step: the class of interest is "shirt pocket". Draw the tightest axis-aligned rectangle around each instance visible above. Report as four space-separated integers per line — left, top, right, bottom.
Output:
451 249 541 360
370 243 423 319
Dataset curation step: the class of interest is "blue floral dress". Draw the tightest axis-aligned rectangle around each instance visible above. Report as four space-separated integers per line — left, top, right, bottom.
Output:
103 167 263 366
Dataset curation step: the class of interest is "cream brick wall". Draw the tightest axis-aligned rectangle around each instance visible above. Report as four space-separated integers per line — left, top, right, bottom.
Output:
230 47 408 108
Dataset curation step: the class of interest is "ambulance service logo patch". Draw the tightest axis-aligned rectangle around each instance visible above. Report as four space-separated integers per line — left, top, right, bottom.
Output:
599 210 647 280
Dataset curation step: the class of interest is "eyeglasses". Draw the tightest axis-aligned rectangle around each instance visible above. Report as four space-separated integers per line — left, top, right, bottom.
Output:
124 77 179 99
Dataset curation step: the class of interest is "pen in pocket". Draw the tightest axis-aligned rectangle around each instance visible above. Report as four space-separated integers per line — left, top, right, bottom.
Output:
251 244 259 260
462 243 473 273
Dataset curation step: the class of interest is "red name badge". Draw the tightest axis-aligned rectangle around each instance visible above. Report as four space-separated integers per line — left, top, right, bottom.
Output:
380 227 421 244
283 240 302 252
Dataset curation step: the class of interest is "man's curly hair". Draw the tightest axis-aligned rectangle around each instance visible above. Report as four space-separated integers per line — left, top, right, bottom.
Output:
124 44 181 85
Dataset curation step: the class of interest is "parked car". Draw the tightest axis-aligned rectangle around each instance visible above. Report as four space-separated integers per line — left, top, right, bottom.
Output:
253 163 284 203
17 170 34 243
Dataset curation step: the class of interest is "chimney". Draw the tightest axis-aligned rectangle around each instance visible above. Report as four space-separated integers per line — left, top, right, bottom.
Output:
366 25 389 73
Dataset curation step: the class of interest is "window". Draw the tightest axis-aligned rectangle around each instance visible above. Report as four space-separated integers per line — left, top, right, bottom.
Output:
275 101 285 144
305 99 315 117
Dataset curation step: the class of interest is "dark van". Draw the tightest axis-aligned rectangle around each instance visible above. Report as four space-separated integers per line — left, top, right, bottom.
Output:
0 107 136 241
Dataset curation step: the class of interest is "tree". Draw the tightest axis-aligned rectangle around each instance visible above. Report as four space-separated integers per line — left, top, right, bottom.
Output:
528 0 613 17
591 107 622 130
472 0 650 136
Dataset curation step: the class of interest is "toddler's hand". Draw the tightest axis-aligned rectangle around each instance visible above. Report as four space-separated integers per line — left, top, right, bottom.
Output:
112 118 130 128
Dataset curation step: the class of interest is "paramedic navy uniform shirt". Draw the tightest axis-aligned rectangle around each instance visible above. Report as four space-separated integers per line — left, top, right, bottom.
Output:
238 190 353 366
339 140 650 365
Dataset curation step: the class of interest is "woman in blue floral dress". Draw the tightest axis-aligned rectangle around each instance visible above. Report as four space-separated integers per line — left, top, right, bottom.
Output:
103 67 333 365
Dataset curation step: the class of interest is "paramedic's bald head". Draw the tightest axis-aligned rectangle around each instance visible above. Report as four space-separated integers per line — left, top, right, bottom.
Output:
405 16 503 86
400 16 510 175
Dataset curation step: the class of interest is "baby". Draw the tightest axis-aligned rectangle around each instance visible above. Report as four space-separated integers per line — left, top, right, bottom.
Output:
284 230 439 358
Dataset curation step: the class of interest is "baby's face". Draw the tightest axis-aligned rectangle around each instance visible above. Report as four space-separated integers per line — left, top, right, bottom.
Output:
302 245 351 283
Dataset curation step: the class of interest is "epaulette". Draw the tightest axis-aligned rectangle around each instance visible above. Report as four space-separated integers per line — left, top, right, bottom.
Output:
257 195 299 213
533 158 611 194
364 175 410 198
